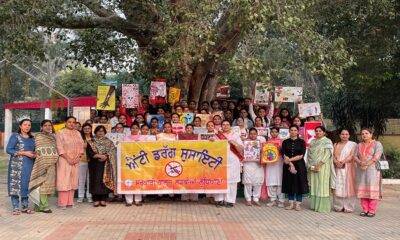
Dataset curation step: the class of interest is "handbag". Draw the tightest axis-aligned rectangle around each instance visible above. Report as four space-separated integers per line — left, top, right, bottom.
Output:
376 150 389 171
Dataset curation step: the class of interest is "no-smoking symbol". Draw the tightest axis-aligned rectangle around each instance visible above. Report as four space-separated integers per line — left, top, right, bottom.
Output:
165 161 183 177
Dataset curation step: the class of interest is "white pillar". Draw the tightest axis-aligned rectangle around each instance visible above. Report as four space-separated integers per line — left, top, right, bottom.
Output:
45 108 52 120
4 109 13 153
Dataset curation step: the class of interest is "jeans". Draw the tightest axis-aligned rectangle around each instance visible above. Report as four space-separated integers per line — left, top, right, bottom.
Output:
288 194 302 203
11 195 29 210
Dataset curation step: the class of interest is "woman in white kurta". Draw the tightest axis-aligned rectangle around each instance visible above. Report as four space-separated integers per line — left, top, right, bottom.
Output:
242 128 265 207
333 129 357 213
214 120 244 208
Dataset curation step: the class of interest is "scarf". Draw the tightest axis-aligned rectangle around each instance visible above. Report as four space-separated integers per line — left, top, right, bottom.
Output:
216 131 244 161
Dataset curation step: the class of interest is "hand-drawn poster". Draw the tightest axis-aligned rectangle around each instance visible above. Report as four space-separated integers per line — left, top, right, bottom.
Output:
172 123 185 134
304 122 322 148
198 133 215 140
254 82 270 105
278 128 290 140
122 84 139 108
96 85 116 110
168 87 181 105
180 113 194 125
261 143 279 164
146 114 165 130
72 107 91 125
106 133 127 146
215 85 230 99
274 86 303 102
193 127 208 134
256 127 269 137
243 140 261 162
298 102 321 118
149 78 167 104
195 114 212 128
92 124 112 134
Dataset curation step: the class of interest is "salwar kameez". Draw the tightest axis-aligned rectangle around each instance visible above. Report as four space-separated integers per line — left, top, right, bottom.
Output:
243 136 265 202
308 137 335 213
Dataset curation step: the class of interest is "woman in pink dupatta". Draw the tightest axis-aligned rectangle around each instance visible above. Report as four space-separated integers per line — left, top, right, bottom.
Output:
354 128 384 217
56 116 84 209
333 129 357 213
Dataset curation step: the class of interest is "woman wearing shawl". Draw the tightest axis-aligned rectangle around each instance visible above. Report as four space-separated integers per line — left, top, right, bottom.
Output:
86 125 117 207
214 120 244 208
333 129 357 213
307 126 336 213
29 120 58 213
7 119 36 215
56 116 84 209
354 128 383 217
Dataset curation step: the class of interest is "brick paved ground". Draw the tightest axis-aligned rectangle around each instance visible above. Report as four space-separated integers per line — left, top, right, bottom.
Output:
0 158 399 240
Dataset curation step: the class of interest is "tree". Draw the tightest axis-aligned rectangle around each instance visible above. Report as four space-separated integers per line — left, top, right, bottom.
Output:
0 0 352 103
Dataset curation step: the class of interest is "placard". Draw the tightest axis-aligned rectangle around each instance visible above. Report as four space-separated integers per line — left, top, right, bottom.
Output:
149 78 167 104
274 86 303 102
256 127 269 137
304 121 322 148
72 107 91 125
146 115 165 130
278 128 290 139
106 133 126 146
92 123 112 134
180 113 194 125
117 141 228 194
195 114 212 128
122 84 139 108
193 127 208 134
254 82 270 105
261 143 279 164
243 140 261 162
298 102 321 118
172 123 185 134
215 85 230 99
199 133 215 140
168 87 181 105
96 85 116 110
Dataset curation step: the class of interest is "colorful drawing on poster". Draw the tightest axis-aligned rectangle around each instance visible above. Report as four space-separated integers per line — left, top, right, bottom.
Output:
199 133 215 140
172 123 185 134
304 121 322 148
149 79 167 104
122 84 139 108
168 87 181 105
278 128 290 139
243 140 261 162
261 143 279 164
230 126 241 135
215 85 230 99
53 123 65 133
96 85 116 110
106 133 126 146
298 102 321 118
274 86 303 102
146 114 165 129
180 113 194 125
92 124 112 134
254 82 270 105
117 141 228 194
195 114 212 128
255 127 269 137
72 107 91 125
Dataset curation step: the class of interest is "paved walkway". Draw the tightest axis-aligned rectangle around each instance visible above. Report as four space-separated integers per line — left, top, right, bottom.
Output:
0 159 399 239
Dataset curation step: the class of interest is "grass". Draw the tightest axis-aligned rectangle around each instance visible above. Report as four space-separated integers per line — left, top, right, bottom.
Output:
380 135 400 152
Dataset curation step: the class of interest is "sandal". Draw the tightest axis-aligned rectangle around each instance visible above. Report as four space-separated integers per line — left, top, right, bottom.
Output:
12 209 21 215
93 202 100 207
100 201 107 207
40 209 52 213
21 208 35 214
360 212 368 217
367 212 375 217
334 208 343 212
344 209 353 213
135 202 143 206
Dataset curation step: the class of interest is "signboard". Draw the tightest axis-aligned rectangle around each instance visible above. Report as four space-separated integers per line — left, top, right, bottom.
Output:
117 141 228 194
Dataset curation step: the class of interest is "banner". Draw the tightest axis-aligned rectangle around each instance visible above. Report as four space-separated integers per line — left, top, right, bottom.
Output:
117 141 228 194
304 122 322 148
122 84 140 108
195 114 212 128
253 82 270 105
274 86 303 102
96 85 116 110
298 102 321 118
243 140 261 162
72 107 91 125
149 79 167 104
168 87 181 105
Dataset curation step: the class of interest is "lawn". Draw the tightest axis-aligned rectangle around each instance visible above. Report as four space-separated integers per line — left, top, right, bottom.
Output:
380 135 400 152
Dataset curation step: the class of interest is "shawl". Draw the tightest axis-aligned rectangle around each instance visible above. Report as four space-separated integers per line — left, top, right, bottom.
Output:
9 134 25 196
29 132 58 191
89 136 117 193
216 131 244 161
334 141 357 197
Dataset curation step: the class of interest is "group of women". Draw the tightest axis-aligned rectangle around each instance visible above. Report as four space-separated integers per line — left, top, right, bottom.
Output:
6 98 384 217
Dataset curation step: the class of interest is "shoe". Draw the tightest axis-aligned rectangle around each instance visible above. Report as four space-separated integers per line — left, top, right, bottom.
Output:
125 203 133 207
367 212 375 217
360 212 368 217
285 203 294 210
278 202 285 208
77 198 84 203
225 203 234 208
216 201 224 208
245 201 252 206
67 205 78 209
135 202 143 206
295 204 301 211
87 198 93 203
94 202 100 207
253 201 261 207
40 209 52 213
100 201 107 207
267 201 277 207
